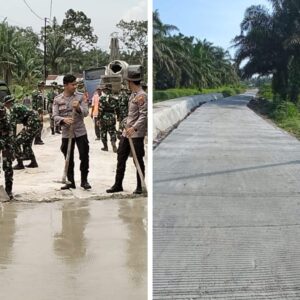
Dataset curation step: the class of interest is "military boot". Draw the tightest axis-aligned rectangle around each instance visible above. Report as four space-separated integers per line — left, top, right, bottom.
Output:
81 173 91 190
111 141 117 153
55 126 61 134
5 181 13 200
101 141 108 151
26 156 38 168
13 159 25 170
106 174 123 193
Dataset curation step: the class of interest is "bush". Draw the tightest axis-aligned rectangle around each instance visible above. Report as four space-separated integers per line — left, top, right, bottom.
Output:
221 87 235 97
271 102 299 121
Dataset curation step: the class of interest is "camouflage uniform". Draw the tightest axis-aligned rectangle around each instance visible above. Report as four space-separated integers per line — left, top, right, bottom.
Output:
10 104 40 169
47 89 60 134
0 104 14 199
116 90 129 139
32 88 44 144
98 89 118 152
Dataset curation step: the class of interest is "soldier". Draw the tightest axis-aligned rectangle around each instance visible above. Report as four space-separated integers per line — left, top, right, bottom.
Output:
106 66 147 194
32 81 45 145
2 95 40 170
0 99 14 200
47 82 61 135
53 74 91 190
116 85 129 139
97 83 118 152
22 94 31 107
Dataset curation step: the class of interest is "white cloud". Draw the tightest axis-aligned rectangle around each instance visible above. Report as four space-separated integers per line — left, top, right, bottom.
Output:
121 1 147 21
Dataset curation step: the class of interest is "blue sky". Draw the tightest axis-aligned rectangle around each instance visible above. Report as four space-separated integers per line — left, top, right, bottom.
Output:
154 0 272 57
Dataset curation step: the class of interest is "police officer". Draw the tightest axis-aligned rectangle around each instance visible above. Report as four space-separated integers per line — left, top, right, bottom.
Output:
47 82 61 135
0 98 14 200
106 66 147 194
3 96 40 170
53 74 91 190
32 81 45 145
97 83 118 153
116 85 129 139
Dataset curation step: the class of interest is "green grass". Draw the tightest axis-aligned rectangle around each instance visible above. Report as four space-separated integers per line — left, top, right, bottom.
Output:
249 92 300 139
153 86 246 102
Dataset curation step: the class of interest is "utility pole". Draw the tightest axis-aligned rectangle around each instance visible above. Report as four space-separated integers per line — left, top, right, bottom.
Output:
44 17 47 81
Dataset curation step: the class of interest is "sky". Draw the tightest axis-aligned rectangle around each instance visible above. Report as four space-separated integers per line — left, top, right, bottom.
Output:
154 0 272 57
0 0 147 51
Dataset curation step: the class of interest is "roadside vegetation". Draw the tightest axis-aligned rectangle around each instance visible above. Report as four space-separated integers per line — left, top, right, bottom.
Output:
0 11 146 99
236 0 300 138
154 85 246 103
153 10 243 102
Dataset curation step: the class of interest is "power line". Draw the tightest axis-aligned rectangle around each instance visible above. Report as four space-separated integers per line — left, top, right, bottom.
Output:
22 0 44 21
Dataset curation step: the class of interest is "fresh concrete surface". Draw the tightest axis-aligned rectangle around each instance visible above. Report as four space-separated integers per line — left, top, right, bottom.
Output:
153 93 223 141
153 91 300 299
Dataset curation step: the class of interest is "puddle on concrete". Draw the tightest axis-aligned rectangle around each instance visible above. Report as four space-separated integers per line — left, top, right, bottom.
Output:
0 198 147 300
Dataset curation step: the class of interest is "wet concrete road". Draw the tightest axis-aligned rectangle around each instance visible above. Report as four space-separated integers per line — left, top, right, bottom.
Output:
0 198 147 300
154 92 300 299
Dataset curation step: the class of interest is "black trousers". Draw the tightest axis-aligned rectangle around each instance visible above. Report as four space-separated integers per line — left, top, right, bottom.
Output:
116 136 145 188
60 134 89 183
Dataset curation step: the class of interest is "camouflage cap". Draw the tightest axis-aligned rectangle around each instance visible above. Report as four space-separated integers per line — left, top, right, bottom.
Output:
2 95 15 104
125 65 143 81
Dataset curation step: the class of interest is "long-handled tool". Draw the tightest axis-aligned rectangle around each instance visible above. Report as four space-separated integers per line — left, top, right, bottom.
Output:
0 151 10 202
61 108 76 184
128 137 147 193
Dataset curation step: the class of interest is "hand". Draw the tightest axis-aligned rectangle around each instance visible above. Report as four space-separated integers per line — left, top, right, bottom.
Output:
72 100 80 109
125 127 135 137
63 117 73 125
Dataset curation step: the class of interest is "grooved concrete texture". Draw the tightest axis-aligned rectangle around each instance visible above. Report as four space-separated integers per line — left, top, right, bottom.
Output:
153 92 300 299
153 93 223 141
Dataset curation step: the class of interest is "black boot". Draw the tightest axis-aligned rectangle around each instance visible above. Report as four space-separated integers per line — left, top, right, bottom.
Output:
133 186 143 194
34 139 44 145
61 180 76 190
101 141 108 151
55 126 61 134
111 141 117 153
26 156 38 168
51 127 55 135
13 159 25 170
81 173 91 190
106 173 123 193
5 181 13 200
106 184 123 193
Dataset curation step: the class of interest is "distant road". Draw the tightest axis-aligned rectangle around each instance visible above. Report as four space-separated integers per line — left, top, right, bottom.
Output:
153 91 300 299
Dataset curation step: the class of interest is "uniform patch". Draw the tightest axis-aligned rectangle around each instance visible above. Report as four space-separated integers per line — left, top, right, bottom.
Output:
135 94 146 106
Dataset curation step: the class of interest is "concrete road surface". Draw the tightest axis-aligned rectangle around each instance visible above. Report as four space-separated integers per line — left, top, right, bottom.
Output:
153 92 300 299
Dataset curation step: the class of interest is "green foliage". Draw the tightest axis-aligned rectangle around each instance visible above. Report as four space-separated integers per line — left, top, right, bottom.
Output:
153 10 239 90
117 20 147 71
234 0 300 103
258 83 273 100
221 87 235 97
153 86 245 102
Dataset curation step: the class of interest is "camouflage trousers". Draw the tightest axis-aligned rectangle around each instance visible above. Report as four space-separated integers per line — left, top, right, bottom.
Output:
117 113 128 139
49 113 54 130
15 124 39 160
0 139 14 187
100 114 117 143
34 113 43 142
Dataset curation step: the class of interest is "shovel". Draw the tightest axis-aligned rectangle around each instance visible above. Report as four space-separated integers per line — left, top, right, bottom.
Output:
0 151 10 202
61 108 76 184
128 137 147 193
